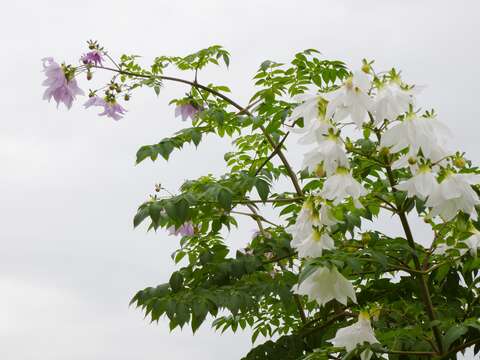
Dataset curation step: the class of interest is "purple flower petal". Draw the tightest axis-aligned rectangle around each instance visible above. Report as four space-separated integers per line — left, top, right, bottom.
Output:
81 51 104 67
174 103 199 121
42 57 84 109
168 222 195 237
84 96 126 121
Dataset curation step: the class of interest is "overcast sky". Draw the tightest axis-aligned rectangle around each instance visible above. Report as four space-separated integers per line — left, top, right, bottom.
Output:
2 1 480 359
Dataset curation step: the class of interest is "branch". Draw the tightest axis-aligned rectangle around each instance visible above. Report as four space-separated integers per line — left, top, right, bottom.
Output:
425 254 467 274
299 310 353 337
383 152 444 354
245 204 266 235
230 210 279 227
254 132 289 176
376 349 437 357
94 65 304 196
231 197 304 204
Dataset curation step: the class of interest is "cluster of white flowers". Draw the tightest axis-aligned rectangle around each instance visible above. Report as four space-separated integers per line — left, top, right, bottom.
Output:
287 198 338 259
287 65 480 356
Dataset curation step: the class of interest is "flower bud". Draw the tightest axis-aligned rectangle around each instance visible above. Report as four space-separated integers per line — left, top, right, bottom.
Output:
379 147 390 157
345 140 354 152
315 164 326 178
362 232 371 244
361 63 371 74
408 157 417 165
86 71 93 80
370 307 381 321
124 94 130 101
454 157 466 168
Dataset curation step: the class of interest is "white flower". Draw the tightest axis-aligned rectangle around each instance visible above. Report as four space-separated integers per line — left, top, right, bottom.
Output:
292 229 335 259
381 115 451 160
296 117 334 145
287 200 319 245
396 165 438 200
426 173 480 221
392 148 447 173
293 266 357 306
456 346 475 360
373 82 417 124
464 229 480 257
302 133 349 176
329 312 379 360
288 94 323 128
290 95 334 144
326 71 374 128
321 168 368 207
319 202 338 227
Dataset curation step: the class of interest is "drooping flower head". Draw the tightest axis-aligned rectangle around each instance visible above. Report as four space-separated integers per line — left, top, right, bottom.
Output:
320 167 367 207
287 198 319 246
326 71 374 128
426 172 480 221
292 228 335 259
329 311 379 360
81 50 104 67
168 222 195 237
464 227 480 257
381 112 451 161
372 72 420 124
288 94 329 130
396 164 439 200
42 57 84 109
175 103 200 121
293 266 357 307
84 95 126 121
302 130 349 176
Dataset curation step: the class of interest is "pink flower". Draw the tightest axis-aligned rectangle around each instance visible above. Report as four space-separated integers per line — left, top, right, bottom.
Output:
81 50 103 67
174 103 199 121
168 222 195 236
84 96 126 121
42 57 84 109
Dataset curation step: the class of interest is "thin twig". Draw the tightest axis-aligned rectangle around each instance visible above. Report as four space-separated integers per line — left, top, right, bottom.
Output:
254 132 289 176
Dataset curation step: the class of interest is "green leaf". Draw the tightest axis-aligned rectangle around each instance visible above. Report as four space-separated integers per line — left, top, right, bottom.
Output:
191 300 208 333
217 188 233 209
136 145 157 163
443 325 467 350
175 198 189 223
133 207 150 228
169 272 184 292
255 179 270 202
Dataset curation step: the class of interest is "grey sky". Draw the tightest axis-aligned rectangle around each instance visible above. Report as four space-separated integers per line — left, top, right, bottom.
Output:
2 0 480 359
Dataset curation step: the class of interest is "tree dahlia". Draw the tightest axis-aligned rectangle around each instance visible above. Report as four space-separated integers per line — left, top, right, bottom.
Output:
43 42 480 360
